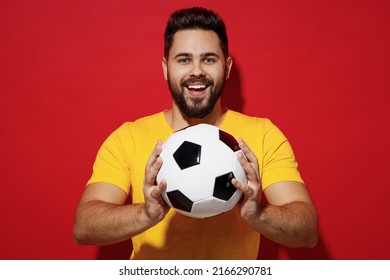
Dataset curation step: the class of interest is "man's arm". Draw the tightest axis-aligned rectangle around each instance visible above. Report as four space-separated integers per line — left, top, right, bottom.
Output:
73 141 169 245
248 182 318 248
232 139 319 248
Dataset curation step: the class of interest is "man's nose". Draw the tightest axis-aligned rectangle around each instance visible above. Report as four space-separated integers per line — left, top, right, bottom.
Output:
190 61 205 77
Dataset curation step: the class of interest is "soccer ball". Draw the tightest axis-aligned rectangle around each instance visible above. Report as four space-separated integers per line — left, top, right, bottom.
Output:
156 124 246 218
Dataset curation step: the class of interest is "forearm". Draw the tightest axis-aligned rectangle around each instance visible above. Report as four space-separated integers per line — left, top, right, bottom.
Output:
73 200 156 245
248 201 318 248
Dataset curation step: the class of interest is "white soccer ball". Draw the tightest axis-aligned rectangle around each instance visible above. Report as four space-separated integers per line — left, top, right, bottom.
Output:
156 124 246 218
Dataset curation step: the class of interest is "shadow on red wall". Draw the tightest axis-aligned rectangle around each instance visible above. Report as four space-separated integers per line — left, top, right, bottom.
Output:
221 57 244 113
258 236 331 260
97 239 133 260
96 62 330 260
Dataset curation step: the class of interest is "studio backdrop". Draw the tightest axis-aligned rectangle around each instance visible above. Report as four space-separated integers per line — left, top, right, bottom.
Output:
1 0 389 259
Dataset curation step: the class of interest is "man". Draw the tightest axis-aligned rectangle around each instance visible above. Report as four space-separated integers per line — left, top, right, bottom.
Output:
73 7 318 259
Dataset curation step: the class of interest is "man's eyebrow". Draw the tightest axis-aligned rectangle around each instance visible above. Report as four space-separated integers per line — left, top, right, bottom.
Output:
174 53 192 59
173 52 220 59
201 52 219 58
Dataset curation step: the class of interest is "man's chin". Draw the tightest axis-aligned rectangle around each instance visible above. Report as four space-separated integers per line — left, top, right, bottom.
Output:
181 106 214 119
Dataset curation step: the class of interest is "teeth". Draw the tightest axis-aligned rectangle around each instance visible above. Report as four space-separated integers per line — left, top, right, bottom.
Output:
188 84 206 90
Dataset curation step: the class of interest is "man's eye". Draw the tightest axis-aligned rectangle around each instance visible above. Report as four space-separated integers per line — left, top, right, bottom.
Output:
178 58 190 64
204 58 216 64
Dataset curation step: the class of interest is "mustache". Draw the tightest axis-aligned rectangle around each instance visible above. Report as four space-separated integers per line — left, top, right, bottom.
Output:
181 77 214 86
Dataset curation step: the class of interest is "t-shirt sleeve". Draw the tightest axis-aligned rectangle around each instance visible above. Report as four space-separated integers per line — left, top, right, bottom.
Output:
86 123 133 194
261 119 304 189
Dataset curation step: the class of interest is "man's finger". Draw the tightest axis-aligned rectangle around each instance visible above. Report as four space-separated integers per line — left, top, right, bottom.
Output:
238 138 258 165
150 179 167 199
144 140 163 185
232 178 254 197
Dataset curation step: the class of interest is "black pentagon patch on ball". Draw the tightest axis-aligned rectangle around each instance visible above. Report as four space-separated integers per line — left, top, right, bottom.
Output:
166 190 193 212
213 172 236 201
219 130 240 151
173 141 201 170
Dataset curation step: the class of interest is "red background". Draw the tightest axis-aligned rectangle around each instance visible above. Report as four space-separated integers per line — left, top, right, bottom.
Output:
1 0 389 259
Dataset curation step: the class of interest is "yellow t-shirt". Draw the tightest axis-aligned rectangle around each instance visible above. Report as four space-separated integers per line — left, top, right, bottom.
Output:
87 110 303 259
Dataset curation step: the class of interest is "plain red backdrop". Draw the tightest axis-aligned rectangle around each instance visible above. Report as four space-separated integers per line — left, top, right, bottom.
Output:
1 0 389 259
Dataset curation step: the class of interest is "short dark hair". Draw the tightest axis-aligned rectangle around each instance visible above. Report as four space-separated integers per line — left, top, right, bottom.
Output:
164 7 229 59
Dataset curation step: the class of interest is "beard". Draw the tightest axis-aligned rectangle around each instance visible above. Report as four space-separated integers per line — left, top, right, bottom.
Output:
167 75 225 119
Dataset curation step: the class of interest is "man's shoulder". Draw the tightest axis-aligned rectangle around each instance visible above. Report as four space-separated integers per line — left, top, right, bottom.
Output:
119 111 172 141
127 111 165 125
116 111 166 131
107 111 165 138
225 110 272 127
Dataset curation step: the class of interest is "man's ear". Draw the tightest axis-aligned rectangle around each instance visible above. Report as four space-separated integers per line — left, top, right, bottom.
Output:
225 57 233 80
162 57 168 80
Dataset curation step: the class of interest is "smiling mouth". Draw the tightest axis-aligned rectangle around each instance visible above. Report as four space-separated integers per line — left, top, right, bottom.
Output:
186 84 208 91
184 84 209 97
182 77 212 96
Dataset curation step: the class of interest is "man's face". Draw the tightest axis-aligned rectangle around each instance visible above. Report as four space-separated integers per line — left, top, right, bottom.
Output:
162 29 232 119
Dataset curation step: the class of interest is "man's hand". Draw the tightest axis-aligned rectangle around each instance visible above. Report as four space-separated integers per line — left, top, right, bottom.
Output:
231 138 262 222
143 140 170 224
231 139 318 248
73 140 171 245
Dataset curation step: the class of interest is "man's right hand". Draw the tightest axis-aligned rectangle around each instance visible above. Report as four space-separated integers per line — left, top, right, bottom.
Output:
142 140 170 224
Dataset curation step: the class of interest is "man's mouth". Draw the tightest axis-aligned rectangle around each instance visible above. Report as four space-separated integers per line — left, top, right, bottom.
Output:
185 83 209 97
182 77 212 97
186 84 208 91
